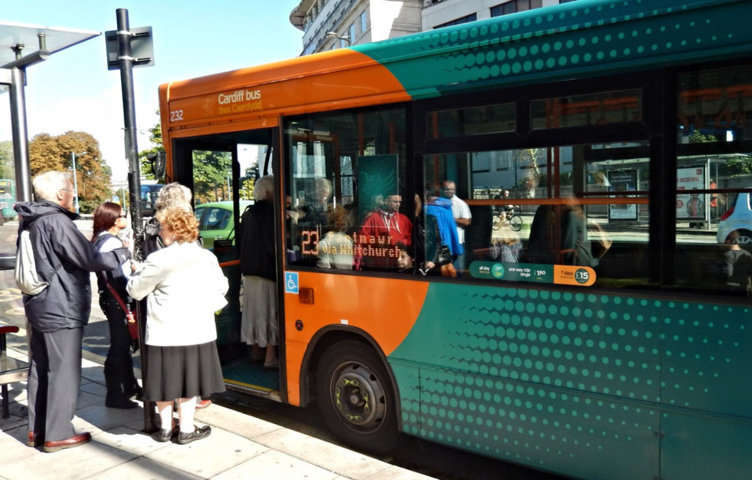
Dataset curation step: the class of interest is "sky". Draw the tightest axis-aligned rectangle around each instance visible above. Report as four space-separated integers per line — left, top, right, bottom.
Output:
2 0 303 185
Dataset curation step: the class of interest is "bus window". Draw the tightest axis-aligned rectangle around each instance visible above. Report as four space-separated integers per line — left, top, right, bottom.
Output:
423 142 650 288
284 106 408 273
674 63 752 298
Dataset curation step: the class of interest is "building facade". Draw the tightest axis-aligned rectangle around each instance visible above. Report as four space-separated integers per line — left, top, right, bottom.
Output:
290 0 423 55
290 0 576 54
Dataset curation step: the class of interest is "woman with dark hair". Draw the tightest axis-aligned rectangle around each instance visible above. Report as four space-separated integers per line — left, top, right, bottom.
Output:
91 202 141 409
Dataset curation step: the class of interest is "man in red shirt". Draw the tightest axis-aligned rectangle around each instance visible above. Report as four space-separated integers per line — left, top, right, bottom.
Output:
356 194 412 269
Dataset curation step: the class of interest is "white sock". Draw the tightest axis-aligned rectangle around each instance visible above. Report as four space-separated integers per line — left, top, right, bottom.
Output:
179 397 197 433
158 404 173 432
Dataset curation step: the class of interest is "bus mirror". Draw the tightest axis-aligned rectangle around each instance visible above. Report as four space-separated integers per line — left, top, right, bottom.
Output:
147 151 166 182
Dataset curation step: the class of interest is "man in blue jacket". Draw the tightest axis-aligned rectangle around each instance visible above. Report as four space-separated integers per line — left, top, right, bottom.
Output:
14 171 130 452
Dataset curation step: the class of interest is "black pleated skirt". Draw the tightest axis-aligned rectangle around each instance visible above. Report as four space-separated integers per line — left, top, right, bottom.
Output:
143 341 226 402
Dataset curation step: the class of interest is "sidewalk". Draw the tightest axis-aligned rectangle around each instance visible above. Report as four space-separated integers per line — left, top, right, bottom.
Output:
0 348 434 480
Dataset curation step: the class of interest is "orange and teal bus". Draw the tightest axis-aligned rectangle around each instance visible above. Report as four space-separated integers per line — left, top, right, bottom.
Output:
0 178 16 221
158 1 752 478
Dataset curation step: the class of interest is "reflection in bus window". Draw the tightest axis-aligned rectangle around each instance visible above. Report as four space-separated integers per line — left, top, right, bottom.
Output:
424 142 648 288
284 107 408 272
674 63 752 296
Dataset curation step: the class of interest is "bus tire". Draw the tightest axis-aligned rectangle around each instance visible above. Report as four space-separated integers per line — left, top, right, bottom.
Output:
315 340 399 454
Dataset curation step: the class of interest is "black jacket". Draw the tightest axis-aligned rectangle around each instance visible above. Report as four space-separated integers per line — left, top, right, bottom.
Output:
14 201 130 332
239 200 275 280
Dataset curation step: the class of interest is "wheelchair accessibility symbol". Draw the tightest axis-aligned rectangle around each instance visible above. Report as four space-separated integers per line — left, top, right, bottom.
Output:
285 272 299 294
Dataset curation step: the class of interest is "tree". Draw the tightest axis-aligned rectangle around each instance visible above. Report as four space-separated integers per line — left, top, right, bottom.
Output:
0 141 13 179
192 150 232 204
29 131 112 213
138 119 164 180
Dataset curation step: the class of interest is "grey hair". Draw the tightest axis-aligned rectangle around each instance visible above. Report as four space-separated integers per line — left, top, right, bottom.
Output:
33 171 71 202
254 176 274 201
155 182 192 212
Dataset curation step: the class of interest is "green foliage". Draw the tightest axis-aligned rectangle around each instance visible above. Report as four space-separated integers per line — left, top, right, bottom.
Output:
688 131 717 143
192 150 232 204
719 154 752 176
138 118 164 180
0 141 13 179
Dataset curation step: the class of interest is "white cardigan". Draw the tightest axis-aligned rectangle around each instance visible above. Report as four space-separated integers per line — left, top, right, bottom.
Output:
127 242 228 347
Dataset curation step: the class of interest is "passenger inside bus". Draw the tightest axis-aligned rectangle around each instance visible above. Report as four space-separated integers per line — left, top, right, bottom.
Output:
522 202 611 267
356 193 412 270
317 206 354 270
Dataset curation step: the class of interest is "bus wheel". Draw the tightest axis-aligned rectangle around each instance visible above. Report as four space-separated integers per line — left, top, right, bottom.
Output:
315 340 399 454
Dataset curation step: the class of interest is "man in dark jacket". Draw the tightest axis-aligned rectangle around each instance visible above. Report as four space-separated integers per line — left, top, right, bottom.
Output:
14 171 130 452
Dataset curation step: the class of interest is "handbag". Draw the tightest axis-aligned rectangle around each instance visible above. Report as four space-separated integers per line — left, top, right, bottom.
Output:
97 272 140 353
436 244 453 266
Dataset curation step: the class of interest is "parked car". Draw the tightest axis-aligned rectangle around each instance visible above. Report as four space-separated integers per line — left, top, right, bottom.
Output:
717 190 752 245
195 200 253 249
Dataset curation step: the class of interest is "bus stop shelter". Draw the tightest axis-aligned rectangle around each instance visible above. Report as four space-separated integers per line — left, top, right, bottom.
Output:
0 21 99 203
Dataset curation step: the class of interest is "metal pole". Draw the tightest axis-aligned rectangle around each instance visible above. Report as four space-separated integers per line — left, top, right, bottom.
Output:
117 8 142 241
8 67 32 202
71 152 80 214
115 8 152 433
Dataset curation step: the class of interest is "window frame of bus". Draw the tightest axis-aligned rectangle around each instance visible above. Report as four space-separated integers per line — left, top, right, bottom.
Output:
282 103 411 276
416 69 661 287
670 59 752 299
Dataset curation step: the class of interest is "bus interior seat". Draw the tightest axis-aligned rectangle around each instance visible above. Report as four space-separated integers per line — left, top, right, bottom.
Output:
521 204 598 267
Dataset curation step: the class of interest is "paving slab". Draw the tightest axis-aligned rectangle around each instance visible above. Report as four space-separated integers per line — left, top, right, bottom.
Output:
77 389 104 410
91 426 168 458
0 433 138 480
73 403 144 435
0 425 39 465
79 381 107 397
83 456 204 480
195 401 282 440
362 465 436 480
144 425 268 479
213 449 339 480
255 427 391 480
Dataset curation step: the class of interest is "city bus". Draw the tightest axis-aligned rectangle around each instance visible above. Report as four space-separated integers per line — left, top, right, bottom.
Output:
0 178 16 221
157 1 752 478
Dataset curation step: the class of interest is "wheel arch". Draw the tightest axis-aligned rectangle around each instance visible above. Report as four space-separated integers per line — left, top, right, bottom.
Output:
298 325 403 432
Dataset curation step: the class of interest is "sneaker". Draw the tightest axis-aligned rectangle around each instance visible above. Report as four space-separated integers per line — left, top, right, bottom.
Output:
176 425 211 445
196 399 212 409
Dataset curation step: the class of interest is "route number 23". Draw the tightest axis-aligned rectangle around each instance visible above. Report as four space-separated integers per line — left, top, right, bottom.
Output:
301 230 319 255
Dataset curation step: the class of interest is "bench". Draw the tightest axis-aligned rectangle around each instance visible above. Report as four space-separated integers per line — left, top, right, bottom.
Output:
0 325 28 419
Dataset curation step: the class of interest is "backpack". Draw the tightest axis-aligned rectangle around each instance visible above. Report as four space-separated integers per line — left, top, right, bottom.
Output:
15 229 49 295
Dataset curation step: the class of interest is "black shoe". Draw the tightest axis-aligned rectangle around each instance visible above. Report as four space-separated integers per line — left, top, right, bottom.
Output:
151 429 174 443
106 396 139 409
176 425 211 445
126 384 143 400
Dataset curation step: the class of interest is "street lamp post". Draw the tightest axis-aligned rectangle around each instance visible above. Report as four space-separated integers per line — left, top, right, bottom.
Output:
326 31 351 47
70 151 85 214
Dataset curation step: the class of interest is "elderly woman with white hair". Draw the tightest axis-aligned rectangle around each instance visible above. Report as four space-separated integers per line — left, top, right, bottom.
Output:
239 176 278 367
144 182 193 255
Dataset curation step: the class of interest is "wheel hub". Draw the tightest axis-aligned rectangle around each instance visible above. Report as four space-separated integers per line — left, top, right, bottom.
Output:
332 362 386 431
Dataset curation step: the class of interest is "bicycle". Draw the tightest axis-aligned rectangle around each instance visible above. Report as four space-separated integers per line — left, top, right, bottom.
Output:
492 205 522 232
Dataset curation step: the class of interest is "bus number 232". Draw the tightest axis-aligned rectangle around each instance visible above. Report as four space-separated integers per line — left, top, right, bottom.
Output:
170 110 184 122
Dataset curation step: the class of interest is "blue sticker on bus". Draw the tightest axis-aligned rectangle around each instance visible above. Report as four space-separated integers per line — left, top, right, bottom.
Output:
284 271 299 294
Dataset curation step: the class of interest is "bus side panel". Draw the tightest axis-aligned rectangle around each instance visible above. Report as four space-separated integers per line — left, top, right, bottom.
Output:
284 272 429 406
389 282 752 479
662 413 752 480
355 0 752 100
